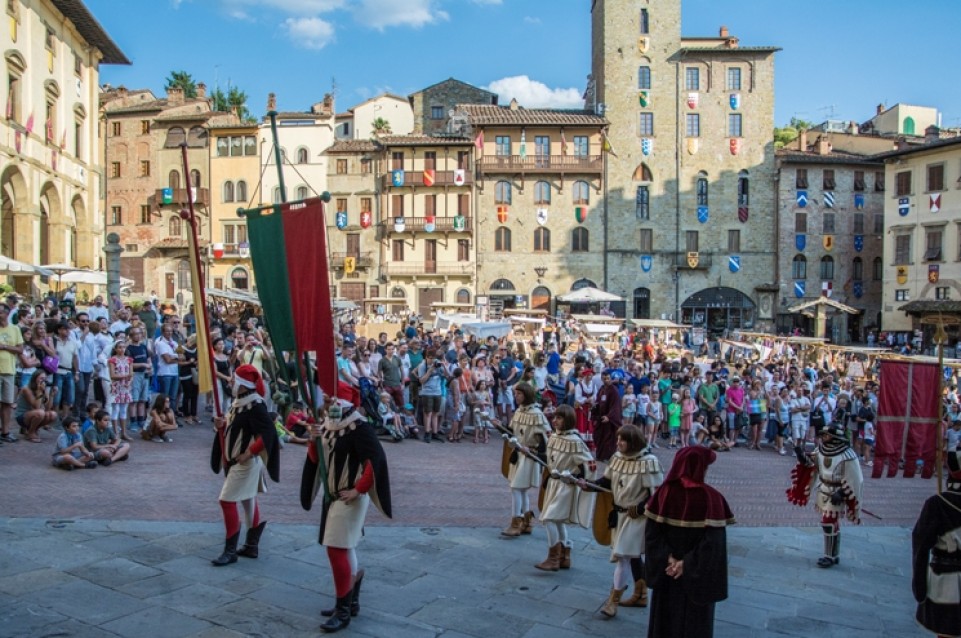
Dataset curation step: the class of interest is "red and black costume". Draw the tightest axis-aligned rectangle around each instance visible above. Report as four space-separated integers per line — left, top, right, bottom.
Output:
645 446 734 638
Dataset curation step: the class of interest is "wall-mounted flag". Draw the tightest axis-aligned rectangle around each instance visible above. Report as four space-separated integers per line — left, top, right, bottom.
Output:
639 91 649 107
796 191 808 208
823 192 835 208
929 264 940 283
453 215 466 231
738 206 749 223
729 138 741 155
394 217 406 233
497 205 508 224
898 197 910 217
453 169 466 186
536 209 548 226
641 255 652 272
575 206 588 223
823 235 834 251
335 211 348 229
697 206 709 224
931 193 941 213
854 193 865 209
344 256 356 275
212 243 225 259
392 170 405 187
687 251 699 268
641 138 653 156
162 188 173 205
729 93 741 110
729 255 741 273
796 234 806 250
687 92 699 109
896 266 908 284
424 215 435 233
853 235 863 252
423 169 435 186
360 210 372 229
853 281 863 298
687 138 699 155
794 281 806 298
821 281 832 298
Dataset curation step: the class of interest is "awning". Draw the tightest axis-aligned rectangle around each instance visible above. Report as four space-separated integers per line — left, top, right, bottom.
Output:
0 256 53 277
557 287 624 303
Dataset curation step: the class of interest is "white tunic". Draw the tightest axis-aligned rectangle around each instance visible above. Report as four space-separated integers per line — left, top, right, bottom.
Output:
606 450 663 561
507 405 551 490
540 430 594 526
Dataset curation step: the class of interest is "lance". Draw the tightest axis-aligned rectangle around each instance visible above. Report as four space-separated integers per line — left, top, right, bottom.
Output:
551 469 612 493
502 433 548 469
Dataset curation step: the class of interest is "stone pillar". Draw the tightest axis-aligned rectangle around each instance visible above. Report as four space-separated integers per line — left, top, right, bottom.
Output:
103 232 123 304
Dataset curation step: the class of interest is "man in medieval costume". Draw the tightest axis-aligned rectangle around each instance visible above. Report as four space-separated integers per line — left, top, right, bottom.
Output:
593 370 622 463
913 447 961 637
786 422 863 568
301 395 392 633
497 382 550 538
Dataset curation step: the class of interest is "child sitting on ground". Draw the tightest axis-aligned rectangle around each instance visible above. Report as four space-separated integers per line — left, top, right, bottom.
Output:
690 412 709 446
81 402 101 435
400 403 421 441
52 416 97 470
284 402 311 444
377 393 405 442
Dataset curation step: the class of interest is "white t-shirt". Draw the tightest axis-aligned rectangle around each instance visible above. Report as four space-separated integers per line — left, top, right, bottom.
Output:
791 395 811 426
86 305 109 323
154 337 179 376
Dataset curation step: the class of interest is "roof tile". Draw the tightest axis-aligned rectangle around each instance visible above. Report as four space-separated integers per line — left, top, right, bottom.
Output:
459 104 607 127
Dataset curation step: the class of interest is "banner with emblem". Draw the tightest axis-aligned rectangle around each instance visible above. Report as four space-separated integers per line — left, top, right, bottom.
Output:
853 281 863 298
823 192 835 208
497 205 508 224
575 206 588 223
393 216 406 233
335 211 348 230
823 235 834 251
687 138 699 155
796 234 806 251
392 170 405 187
931 193 941 213
641 255 652 272
344 256 355 275
929 264 940 283
687 93 698 109
729 93 741 110
738 206 749 223
697 206 709 224
453 169 466 186
896 266 908 284
638 91 649 107
729 255 741 273
794 281 806 298
729 138 741 155
687 252 699 268
162 188 174 205
536 209 548 226
854 235 863 252
424 215 435 233
423 169 435 187
641 138 653 156
453 215 466 231
797 191 808 208
854 193 865 209
899 197 910 217
360 210 372 229
821 281 832 298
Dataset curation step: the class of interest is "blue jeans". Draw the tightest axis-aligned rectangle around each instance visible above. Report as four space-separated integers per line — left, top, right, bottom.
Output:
53 372 75 409
157 375 179 404
75 372 92 412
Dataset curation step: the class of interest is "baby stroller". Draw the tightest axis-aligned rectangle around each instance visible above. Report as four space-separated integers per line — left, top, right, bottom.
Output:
359 377 404 442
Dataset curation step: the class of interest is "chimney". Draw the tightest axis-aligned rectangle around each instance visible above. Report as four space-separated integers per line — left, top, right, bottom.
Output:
267 92 277 112
719 25 729 38
817 136 831 155
166 86 184 106
117 85 128 97
509 98 519 110
848 121 858 135
797 129 808 151
196 82 206 99
925 125 941 142
323 93 333 112
876 103 885 116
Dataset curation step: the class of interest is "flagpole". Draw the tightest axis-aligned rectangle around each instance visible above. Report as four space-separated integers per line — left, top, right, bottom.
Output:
179 144 222 419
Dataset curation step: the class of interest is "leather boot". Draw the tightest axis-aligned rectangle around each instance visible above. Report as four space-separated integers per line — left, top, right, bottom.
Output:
501 516 524 537
322 569 363 618
237 521 267 559
599 586 627 619
211 532 239 566
320 594 352 633
521 511 534 535
534 543 562 571
560 543 571 569
620 579 648 607
817 525 840 568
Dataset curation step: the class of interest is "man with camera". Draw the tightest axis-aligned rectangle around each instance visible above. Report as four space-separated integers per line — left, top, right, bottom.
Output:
415 349 449 443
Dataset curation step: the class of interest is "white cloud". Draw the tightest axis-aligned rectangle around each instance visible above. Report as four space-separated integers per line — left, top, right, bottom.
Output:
352 0 449 30
523 15 540 24
486 75 583 109
283 16 335 49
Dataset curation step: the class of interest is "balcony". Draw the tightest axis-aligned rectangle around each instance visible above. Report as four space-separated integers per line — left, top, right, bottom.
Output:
380 216 472 234
148 187 210 211
674 252 713 270
330 252 375 270
382 170 473 189
384 261 474 277
477 154 603 175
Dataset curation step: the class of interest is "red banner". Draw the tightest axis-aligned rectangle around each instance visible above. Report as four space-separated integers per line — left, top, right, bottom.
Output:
873 360 940 479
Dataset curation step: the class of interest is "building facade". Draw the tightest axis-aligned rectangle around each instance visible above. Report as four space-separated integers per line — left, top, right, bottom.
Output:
334 93 413 141
1 0 127 293
409 78 496 136
591 1 779 330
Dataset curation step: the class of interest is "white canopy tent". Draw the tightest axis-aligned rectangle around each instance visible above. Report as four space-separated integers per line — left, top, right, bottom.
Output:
557 287 624 303
0 256 52 277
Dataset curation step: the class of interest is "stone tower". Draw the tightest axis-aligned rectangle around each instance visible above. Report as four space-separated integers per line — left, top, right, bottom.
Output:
591 0 780 332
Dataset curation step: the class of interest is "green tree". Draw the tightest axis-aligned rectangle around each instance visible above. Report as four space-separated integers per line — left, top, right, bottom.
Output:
371 117 392 137
773 117 814 149
165 70 198 98
212 86 253 122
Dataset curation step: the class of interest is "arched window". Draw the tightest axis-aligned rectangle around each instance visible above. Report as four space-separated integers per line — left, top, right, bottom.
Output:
456 289 471 304
904 116 916 136
190 169 201 187
853 256 863 281
696 171 708 206
169 215 182 237
272 187 282 203
495 180 512 205
187 126 207 148
177 259 191 291
495 227 511 252
534 181 551 205
168 169 180 189
638 66 651 90
873 256 883 281
636 186 649 220
296 186 309 200
633 163 653 182
792 254 807 279
533 227 550 252
231 267 249 290
573 180 590 205
572 227 589 252
222 181 234 203
491 279 515 291
236 180 247 203
164 127 185 148
572 278 597 290
820 255 834 280
296 147 309 164
738 170 749 206
633 287 651 319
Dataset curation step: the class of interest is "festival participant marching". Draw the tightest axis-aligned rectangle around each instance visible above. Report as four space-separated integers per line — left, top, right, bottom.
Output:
913 448 961 638
593 370 622 462
786 422 863 568
495 382 550 538
210 364 280 567
535 404 594 571
301 394 392 634
579 424 663 619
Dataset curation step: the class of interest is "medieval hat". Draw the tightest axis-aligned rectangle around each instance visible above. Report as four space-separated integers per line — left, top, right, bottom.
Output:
820 422 846 440
234 364 266 397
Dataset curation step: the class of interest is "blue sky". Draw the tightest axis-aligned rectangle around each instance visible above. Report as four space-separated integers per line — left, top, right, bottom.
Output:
85 0 961 128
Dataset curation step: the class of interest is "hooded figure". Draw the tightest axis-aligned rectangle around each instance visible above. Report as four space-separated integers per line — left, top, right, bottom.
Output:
644 446 735 638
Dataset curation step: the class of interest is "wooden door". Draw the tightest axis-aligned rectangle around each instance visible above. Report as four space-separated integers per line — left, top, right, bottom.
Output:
424 239 437 274
346 233 360 258
165 273 175 299
340 282 365 304
418 287 443 319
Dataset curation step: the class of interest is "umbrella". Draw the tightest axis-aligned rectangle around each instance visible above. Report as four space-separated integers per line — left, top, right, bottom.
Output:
38 263 83 292
557 287 624 303
0 256 53 277
59 269 133 288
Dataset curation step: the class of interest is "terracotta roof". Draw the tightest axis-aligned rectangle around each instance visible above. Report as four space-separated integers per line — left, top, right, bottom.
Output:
377 134 474 146
104 100 168 115
324 140 380 154
459 104 607 127
272 111 327 120
874 135 961 161
776 149 882 166
50 0 129 64
899 300 961 316
679 46 781 53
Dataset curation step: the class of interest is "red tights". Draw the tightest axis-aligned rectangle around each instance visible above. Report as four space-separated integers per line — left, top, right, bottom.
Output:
220 500 260 537
327 547 352 597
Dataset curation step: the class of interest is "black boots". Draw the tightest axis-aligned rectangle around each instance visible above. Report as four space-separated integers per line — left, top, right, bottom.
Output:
817 525 840 568
320 595 353 633
322 569 364 618
237 522 267 559
211 532 239 566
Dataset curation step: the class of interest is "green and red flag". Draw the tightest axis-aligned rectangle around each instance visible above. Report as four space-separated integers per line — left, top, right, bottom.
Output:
575 206 588 223
242 198 337 394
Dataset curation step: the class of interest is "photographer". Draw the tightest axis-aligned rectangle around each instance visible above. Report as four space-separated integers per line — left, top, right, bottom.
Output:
415 349 449 443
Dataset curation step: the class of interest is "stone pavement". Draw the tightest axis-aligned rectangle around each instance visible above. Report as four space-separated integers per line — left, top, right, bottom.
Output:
0 517 927 637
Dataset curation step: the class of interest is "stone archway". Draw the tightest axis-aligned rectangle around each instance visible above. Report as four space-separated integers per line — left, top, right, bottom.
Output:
0 165 27 259
39 182 63 264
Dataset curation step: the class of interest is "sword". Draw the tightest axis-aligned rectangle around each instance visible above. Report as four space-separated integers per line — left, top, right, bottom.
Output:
502 434 548 469
551 469 612 493
861 508 883 521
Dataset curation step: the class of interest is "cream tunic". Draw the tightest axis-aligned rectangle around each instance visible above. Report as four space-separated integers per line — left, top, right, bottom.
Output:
507 404 551 490
606 450 663 561
540 430 594 526
319 411 376 549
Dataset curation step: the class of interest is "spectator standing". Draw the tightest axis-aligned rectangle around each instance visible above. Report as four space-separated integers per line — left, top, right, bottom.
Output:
154 322 182 406
179 335 199 425
52 322 79 420
86 295 109 324
107 339 134 441
125 327 152 433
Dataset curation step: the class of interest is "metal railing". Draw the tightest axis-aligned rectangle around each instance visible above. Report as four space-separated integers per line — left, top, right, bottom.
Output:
477 154 603 174
380 216 471 233
384 261 474 276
